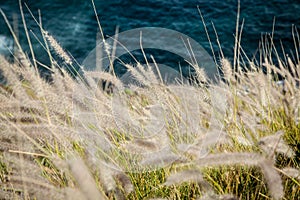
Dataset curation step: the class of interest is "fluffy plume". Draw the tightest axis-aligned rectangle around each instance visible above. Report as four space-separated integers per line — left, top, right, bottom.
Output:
67 157 106 200
198 193 237 200
281 167 300 179
195 153 262 167
141 150 186 168
43 31 72 65
193 64 208 83
258 160 284 200
115 172 134 194
220 58 233 82
120 139 159 154
258 131 295 159
164 169 206 186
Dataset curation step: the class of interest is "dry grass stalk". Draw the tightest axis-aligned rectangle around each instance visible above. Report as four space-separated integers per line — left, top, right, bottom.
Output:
43 31 72 65
192 64 208 83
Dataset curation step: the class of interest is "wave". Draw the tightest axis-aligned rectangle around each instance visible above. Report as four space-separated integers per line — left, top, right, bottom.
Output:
0 35 13 56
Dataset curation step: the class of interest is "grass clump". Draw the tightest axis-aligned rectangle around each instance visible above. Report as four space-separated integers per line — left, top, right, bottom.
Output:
203 166 268 199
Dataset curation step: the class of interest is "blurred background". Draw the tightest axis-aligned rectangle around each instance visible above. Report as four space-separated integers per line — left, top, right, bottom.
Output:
0 0 299 75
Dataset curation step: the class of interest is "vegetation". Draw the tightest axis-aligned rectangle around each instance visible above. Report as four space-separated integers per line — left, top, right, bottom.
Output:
0 1 299 200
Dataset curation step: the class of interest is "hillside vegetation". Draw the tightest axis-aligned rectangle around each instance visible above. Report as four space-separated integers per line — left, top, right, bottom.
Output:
0 2 299 200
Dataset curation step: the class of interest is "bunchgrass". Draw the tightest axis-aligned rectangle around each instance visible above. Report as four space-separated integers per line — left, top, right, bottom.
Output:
0 1 300 200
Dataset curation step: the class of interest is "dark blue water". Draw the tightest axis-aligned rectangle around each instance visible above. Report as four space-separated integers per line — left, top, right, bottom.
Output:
0 0 299 76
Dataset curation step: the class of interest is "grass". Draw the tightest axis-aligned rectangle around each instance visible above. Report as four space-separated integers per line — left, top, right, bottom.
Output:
0 1 300 200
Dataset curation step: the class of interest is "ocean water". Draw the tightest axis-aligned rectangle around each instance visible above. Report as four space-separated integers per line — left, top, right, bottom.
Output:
0 0 299 77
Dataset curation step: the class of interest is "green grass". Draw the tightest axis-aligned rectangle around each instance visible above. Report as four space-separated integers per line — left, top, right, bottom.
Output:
0 154 9 183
